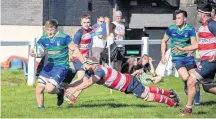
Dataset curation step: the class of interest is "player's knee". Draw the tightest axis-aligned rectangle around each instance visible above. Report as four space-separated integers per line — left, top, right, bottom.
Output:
140 89 151 101
146 93 154 102
181 74 189 81
45 84 56 94
187 76 196 88
36 84 45 94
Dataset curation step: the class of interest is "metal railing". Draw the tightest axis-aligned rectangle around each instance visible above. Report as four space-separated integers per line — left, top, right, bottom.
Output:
1 37 161 86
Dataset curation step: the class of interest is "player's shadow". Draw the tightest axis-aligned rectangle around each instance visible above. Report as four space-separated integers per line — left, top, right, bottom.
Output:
193 111 207 115
199 101 216 106
67 103 155 108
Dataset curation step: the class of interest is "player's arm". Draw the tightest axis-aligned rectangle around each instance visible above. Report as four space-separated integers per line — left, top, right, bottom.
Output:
67 75 100 94
178 37 198 51
161 32 170 64
174 29 198 51
68 42 85 63
208 21 216 62
30 38 43 57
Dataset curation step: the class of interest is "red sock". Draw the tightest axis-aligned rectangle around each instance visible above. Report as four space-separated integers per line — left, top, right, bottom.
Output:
149 86 171 98
154 93 175 107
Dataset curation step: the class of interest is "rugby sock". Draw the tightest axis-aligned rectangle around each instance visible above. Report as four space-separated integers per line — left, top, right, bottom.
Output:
149 86 171 98
154 93 175 107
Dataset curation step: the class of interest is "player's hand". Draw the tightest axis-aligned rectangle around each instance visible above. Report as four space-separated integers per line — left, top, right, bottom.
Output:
65 88 76 96
149 57 153 63
172 47 183 53
161 56 167 65
209 55 216 62
30 48 36 57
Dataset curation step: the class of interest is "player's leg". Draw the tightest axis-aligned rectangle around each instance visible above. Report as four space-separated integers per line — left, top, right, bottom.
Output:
68 70 85 103
173 60 190 94
186 58 200 105
181 60 216 115
36 77 46 109
64 59 85 104
125 76 178 107
146 86 178 99
35 64 51 109
44 66 68 106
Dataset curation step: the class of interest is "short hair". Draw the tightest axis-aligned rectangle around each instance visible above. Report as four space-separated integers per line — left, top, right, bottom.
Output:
80 14 91 21
115 11 122 16
45 19 58 29
97 16 104 19
175 9 188 18
84 57 99 65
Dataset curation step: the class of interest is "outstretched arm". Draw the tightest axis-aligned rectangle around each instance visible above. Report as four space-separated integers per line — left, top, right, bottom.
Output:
66 75 101 95
68 42 85 63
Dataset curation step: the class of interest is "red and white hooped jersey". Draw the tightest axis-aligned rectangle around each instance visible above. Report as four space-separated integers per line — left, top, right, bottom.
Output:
198 21 216 61
71 28 92 60
98 67 131 92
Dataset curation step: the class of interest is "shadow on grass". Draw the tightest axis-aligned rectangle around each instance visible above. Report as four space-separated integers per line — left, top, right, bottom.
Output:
67 103 155 108
199 101 216 106
85 98 116 103
193 111 207 115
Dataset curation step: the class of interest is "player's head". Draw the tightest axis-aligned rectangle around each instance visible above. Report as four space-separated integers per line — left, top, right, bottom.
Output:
83 57 99 71
80 15 91 30
97 16 104 25
175 9 187 27
138 54 149 65
45 19 58 38
115 11 122 22
197 3 212 23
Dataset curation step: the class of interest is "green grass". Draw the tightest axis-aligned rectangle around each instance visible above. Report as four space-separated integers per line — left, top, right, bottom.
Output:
1 70 216 118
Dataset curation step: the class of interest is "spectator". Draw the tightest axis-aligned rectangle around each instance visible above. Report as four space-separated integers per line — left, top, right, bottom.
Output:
133 54 162 84
112 11 125 71
121 56 137 74
91 16 105 61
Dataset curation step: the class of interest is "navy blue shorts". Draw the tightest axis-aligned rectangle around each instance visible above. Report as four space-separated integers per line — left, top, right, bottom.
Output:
39 64 68 86
125 76 145 98
172 56 197 70
195 60 216 84
62 67 76 83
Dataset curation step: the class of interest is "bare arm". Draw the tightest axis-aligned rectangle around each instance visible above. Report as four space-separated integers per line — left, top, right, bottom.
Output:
174 37 198 51
148 58 156 76
68 75 101 93
68 42 85 63
161 34 169 64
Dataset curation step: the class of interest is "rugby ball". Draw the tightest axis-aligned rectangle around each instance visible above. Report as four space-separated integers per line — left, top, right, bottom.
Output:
34 44 45 58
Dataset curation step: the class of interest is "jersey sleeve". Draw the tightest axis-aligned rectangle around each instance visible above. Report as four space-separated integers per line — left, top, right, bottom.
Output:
65 35 72 46
165 27 171 37
208 20 216 36
94 68 106 79
36 37 44 47
73 30 82 45
189 27 196 38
